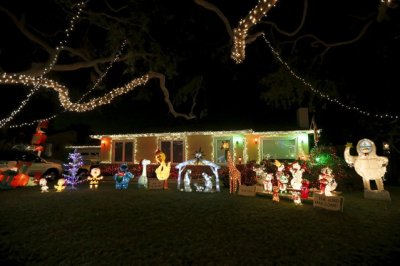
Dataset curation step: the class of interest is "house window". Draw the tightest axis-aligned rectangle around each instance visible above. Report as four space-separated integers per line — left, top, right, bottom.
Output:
261 138 297 160
114 141 134 163
214 137 233 164
160 140 184 163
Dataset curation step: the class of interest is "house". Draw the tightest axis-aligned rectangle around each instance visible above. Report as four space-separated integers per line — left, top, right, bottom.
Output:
89 129 315 165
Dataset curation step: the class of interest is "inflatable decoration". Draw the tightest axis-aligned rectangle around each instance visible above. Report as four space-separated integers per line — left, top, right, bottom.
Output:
88 168 103 189
113 163 134 189
137 159 150 189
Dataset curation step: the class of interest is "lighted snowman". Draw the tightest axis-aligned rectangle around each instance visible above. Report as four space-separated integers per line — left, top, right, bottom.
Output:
344 138 388 191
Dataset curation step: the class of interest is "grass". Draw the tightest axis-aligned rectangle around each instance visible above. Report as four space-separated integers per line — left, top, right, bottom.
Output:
1 180 400 266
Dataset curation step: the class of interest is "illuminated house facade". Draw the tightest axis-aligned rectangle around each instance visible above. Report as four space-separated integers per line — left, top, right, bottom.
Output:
90 129 315 165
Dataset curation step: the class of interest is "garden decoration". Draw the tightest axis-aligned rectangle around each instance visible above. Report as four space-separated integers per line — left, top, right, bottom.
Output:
175 148 221 191
155 149 171 189
39 178 49 192
87 168 103 189
289 161 304 190
344 139 389 199
54 178 66 192
300 179 310 199
183 169 192 192
137 159 151 189
227 151 241 194
263 173 273 192
63 149 84 189
30 120 48 157
272 185 280 202
319 167 337 196
0 168 18 189
113 163 134 190
202 172 213 192
275 160 288 194
291 191 302 205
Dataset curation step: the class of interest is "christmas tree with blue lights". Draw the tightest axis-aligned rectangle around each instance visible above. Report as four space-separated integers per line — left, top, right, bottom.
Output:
63 149 84 189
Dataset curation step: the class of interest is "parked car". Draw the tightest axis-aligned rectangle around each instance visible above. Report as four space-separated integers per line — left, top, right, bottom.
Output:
0 150 63 182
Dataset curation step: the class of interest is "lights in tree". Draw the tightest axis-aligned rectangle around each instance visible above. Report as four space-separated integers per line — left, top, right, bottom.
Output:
0 73 149 112
0 1 86 128
231 0 279 64
261 34 399 120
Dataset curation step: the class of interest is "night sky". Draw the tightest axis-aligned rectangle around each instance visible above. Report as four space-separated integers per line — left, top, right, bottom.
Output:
0 0 399 147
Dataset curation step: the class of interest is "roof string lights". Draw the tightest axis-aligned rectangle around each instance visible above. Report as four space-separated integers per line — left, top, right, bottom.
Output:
231 0 279 64
0 1 87 128
261 34 399 120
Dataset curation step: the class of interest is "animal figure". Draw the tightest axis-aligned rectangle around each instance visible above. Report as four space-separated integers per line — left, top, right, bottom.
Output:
39 178 49 192
137 159 151 189
155 150 171 189
183 169 192 192
88 167 103 189
202 172 213 192
289 161 304 190
263 173 273 192
344 139 388 191
113 164 134 190
291 191 302 205
227 151 241 194
319 167 337 196
194 183 204 192
54 178 66 192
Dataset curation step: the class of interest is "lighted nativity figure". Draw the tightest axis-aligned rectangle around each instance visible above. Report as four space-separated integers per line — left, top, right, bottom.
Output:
87 168 103 189
137 159 151 189
202 172 214 192
54 178 66 192
175 148 221 192
319 167 337 196
113 163 134 190
183 169 192 192
39 178 49 193
289 161 304 190
344 139 388 191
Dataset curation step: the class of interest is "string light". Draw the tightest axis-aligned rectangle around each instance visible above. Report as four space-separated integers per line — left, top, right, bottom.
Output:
261 34 399 120
0 1 87 128
5 39 129 129
231 0 279 64
0 73 149 113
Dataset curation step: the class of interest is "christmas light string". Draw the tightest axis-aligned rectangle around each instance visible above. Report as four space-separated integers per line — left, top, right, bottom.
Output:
261 34 399 120
6 39 128 129
0 1 87 128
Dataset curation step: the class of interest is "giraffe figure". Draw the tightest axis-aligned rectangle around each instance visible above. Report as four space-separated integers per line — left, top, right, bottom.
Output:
137 159 151 189
227 151 241 194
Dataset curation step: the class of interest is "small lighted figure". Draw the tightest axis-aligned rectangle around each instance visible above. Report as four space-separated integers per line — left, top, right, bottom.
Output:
319 167 337 196
183 169 192 192
275 160 288 194
155 149 171 189
39 178 49 193
137 159 151 189
272 185 280 202
54 178 66 192
113 164 134 190
291 191 302 205
88 168 103 189
289 161 304 190
202 172 213 192
263 173 273 193
300 179 310 199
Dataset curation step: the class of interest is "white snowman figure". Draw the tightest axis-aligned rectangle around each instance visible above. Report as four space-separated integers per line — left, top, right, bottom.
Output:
289 161 304 190
344 139 388 191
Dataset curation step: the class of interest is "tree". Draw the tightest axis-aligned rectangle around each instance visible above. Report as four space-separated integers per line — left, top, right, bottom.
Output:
63 149 84 189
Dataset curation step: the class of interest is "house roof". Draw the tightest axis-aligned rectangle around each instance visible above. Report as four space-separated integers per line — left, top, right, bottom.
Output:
90 129 315 140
